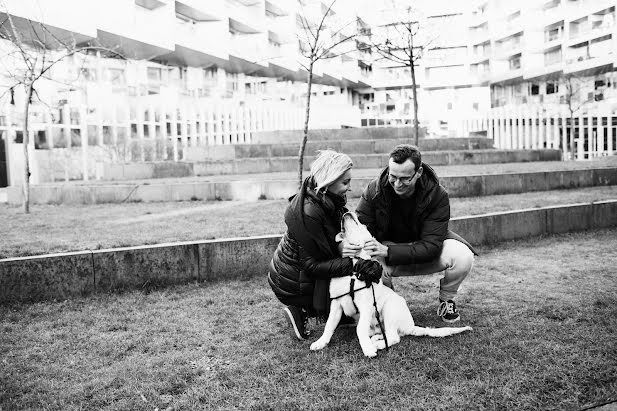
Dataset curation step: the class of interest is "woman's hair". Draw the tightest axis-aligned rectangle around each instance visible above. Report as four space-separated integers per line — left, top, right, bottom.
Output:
309 150 353 194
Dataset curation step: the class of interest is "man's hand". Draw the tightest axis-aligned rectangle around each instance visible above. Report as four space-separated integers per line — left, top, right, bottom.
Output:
364 238 388 258
339 240 362 258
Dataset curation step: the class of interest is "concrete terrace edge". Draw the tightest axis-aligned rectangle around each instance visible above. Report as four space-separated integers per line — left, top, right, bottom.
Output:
7 166 617 205
2 200 617 304
103 149 561 180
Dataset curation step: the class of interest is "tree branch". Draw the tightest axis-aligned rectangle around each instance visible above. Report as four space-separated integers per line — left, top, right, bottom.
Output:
316 33 356 60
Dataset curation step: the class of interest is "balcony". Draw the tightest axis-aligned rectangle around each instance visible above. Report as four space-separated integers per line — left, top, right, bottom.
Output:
493 36 524 59
265 0 289 17
469 23 490 45
539 0 564 26
491 16 524 43
468 9 489 28
490 67 523 85
564 0 615 22
226 0 264 34
135 0 167 10
175 0 225 21
564 49 614 75
95 0 175 59
568 10 614 44
228 31 268 64
170 18 229 63
523 61 564 81
423 65 473 89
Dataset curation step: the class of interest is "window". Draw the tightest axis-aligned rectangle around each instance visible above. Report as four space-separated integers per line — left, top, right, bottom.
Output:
544 47 562 65
447 102 453 110
546 82 558 94
514 83 523 95
147 67 162 82
473 102 479 111
509 55 521 70
80 68 97 82
531 83 540 95
106 68 125 86
545 25 563 42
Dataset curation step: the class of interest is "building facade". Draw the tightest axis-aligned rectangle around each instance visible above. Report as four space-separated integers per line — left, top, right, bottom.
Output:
0 0 369 129
469 0 617 112
357 0 491 137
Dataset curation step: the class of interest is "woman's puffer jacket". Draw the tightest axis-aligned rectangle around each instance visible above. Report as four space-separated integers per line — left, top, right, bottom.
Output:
268 192 354 307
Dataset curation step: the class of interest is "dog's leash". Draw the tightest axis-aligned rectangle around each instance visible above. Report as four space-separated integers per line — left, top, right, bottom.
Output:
330 278 372 303
371 284 389 351
330 278 390 351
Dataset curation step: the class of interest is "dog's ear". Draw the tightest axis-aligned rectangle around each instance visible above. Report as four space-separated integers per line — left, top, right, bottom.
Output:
335 232 346 243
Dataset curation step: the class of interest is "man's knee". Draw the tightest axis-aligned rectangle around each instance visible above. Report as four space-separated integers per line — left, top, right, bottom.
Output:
440 239 474 277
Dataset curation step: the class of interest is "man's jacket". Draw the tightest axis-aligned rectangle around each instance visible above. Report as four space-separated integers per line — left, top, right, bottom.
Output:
356 163 477 265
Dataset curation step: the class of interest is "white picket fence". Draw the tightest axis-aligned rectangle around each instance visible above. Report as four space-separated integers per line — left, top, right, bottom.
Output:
1 101 304 183
462 107 617 160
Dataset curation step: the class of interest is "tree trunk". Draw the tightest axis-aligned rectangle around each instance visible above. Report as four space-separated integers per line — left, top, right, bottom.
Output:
408 38 419 146
569 115 576 160
298 60 314 189
410 61 419 146
22 83 33 214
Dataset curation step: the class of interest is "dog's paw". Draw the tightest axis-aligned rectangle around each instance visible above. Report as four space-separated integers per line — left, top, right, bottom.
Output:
362 347 378 358
310 339 328 351
370 334 384 343
360 341 378 357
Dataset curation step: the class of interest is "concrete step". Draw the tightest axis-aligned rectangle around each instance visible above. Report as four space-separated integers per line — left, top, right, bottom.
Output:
102 149 561 181
184 137 495 160
9 159 617 205
251 127 426 143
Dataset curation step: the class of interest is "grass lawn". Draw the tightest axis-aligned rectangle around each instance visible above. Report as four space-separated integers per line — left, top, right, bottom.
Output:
1 185 617 258
1 228 616 410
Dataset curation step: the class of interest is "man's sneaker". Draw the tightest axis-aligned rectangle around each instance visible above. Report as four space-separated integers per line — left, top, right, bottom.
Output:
437 300 460 323
283 306 310 340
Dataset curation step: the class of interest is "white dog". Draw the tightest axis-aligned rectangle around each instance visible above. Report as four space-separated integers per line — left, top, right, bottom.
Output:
310 211 472 358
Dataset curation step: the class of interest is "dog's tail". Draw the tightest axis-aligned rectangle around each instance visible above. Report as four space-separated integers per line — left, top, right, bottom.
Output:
406 326 473 338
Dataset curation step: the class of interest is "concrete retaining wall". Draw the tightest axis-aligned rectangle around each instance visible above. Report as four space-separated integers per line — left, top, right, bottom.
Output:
184 137 495 161
8 166 616 205
99 149 560 181
2 200 616 304
251 127 427 143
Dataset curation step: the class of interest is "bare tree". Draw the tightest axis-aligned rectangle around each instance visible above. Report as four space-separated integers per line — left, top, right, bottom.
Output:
296 0 357 188
559 71 611 160
0 6 120 213
370 3 429 146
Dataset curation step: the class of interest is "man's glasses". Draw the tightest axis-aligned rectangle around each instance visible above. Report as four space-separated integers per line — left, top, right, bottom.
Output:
388 170 417 186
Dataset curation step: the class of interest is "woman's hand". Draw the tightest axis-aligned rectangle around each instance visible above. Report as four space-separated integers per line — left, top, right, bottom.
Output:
339 240 362 258
364 238 389 258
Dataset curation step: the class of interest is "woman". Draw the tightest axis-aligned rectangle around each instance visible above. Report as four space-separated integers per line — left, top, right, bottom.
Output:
267 150 359 340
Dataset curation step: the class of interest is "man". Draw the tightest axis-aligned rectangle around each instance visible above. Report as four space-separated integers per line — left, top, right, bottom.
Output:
356 144 477 323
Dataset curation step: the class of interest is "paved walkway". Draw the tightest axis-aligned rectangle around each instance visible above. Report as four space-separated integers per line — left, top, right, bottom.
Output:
33 156 617 187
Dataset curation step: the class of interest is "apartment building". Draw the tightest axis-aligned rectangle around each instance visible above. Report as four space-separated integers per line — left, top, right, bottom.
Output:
469 0 617 112
358 0 490 137
0 0 369 128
